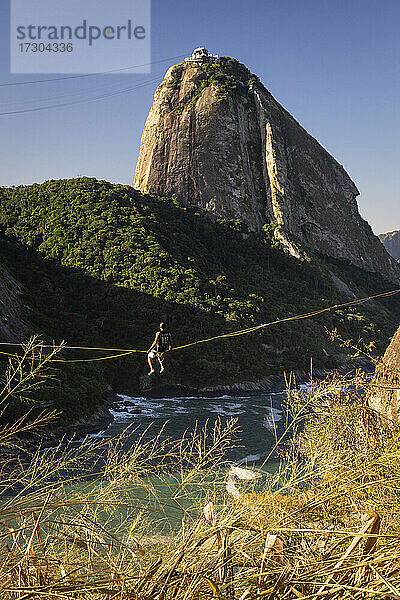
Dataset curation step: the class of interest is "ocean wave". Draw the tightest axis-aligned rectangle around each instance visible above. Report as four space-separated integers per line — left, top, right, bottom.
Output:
208 404 245 416
263 406 283 429
236 452 266 465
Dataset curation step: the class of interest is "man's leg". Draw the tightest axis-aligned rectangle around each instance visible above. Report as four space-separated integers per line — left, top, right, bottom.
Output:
148 353 155 375
158 353 165 373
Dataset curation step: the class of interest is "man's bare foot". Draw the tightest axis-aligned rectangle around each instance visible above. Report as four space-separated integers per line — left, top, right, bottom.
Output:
148 370 155 376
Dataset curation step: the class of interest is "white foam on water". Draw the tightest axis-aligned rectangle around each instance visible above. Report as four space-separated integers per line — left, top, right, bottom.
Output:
109 408 138 422
116 395 253 419
220 395 253 400
113 394 286 426
263 406 283 429
111 396 166 421
299 383 312 391
87 429 107 438
208 404 245 416
111 392 288 439
162 397 184 403
167 396 201 401
225 402 243 409
236 452 265 465
117 394 146 402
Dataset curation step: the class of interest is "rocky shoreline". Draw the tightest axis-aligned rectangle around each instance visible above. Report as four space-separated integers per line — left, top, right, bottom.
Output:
37 387 118 448
134 359 373 399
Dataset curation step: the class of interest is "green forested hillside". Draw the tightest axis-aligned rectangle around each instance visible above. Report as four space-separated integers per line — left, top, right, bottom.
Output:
0 178 398 422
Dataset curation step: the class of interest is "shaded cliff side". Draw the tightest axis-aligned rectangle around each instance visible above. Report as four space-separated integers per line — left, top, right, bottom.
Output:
134 56 400 284
0 263 26 342
0 241 107 428
379 230 400 261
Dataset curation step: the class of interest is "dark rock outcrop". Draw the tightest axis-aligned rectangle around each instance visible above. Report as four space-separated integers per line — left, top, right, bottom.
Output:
134 55 400 283
0 263 26 341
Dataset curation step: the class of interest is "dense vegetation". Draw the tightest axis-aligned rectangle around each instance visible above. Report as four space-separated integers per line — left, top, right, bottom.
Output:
168 56 262 113
0 177 398 422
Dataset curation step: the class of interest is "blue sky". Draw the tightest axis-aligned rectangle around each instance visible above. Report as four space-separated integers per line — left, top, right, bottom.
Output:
0 0 398 234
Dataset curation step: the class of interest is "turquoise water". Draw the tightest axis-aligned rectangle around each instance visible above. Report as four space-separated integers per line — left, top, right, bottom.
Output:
49 392 295 535
94 391 290 465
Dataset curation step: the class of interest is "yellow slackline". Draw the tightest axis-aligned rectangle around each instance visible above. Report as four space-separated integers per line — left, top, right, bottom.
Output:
0 350 19 358
0 343 148 353
53 350 139 363
173 287 400 351
0 287 399 363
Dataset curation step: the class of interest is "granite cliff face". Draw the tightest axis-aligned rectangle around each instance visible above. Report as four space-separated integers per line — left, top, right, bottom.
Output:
379 230 400 261
134 55 400 284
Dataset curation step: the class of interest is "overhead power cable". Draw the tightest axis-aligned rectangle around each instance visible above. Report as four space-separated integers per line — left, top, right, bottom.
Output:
0 52 189 115
0 76 163 116
0 74 162 109
0 55 186 87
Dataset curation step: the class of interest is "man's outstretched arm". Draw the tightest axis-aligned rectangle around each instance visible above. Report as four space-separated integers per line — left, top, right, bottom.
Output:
149 332 160 351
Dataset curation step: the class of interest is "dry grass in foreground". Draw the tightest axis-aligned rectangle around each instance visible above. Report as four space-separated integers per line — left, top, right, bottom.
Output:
1 343 400 598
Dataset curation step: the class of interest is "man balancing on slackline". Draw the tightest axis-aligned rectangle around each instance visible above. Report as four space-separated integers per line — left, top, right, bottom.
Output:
147 322 173 375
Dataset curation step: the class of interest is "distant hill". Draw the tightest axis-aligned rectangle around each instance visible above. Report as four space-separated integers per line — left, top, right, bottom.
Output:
0 178 400 423
379 230 400 261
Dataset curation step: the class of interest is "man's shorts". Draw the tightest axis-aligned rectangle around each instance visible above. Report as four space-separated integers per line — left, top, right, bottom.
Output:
148 351 165 361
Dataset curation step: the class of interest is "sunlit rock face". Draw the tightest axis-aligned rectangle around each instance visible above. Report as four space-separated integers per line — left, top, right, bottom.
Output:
134 55 400 283
369 326 400 426
379 231 400 261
